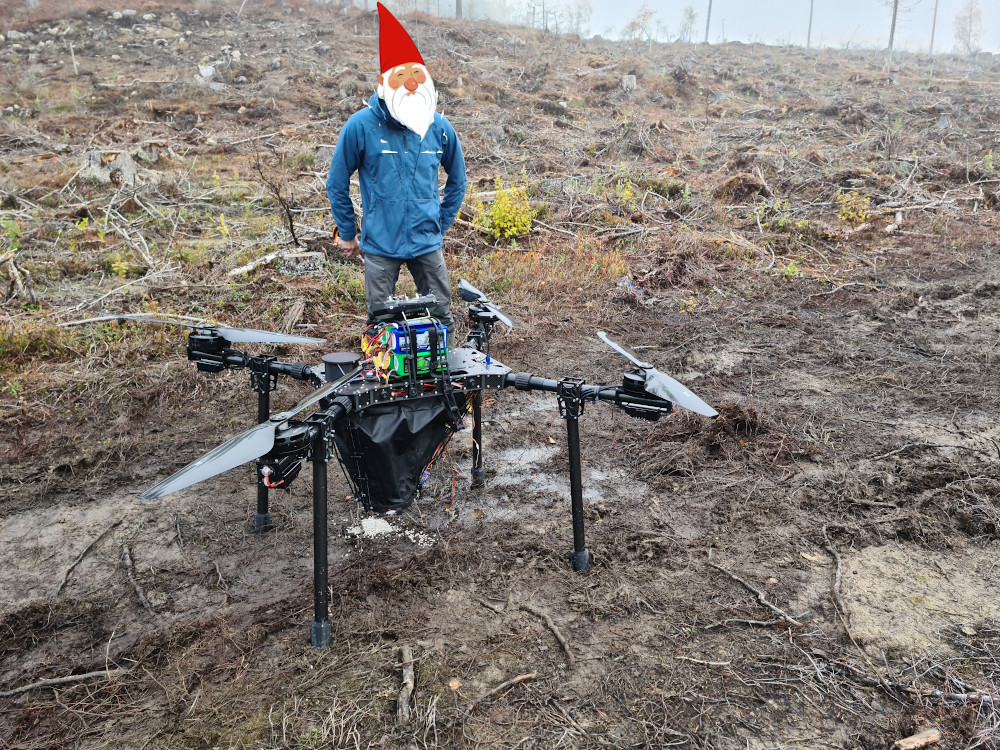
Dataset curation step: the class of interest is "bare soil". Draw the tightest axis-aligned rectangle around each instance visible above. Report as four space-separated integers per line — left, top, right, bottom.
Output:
2 3 1000 749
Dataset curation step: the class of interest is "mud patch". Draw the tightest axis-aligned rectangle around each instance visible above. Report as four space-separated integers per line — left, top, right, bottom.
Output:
841 540 1000 655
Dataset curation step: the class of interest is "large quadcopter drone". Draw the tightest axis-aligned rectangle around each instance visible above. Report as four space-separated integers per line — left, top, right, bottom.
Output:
124 281 716 648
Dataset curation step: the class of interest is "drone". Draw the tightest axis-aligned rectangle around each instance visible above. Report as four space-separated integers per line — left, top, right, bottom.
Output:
119 281 717 648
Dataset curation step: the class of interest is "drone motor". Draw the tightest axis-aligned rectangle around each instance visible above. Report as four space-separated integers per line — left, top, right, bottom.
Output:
618 369 669 422
187 329 228 373
257 422 312 489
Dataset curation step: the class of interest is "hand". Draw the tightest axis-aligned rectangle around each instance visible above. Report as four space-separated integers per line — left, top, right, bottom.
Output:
339 236 360 257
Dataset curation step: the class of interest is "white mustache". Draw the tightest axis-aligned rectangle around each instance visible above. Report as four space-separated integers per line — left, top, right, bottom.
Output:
384 79 436 138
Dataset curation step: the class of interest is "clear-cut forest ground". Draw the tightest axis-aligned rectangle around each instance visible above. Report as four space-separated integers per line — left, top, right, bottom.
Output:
2 2 1000 748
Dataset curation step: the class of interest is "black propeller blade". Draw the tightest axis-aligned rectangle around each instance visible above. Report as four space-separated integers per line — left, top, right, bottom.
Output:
112 315 325 345
140 368 361 500
457 279 515 329
597 332 718 417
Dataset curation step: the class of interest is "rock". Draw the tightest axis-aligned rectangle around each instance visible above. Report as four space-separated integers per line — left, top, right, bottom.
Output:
7 30 27 40
111 54 120 61
142 13 155 21
231 50 241 60
121 9 137 18
234 76 247 85
269 56 281 70
198 63 215 79
10 44 22 52
0 35 5 44
621 74 637 91
111 12 122 20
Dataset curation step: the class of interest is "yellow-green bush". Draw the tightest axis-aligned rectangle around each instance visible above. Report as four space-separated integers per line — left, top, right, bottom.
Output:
836 190 871 226
473 178 536 239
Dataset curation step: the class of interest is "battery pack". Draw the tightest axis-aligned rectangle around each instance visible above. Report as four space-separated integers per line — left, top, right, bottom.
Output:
362 317 448 379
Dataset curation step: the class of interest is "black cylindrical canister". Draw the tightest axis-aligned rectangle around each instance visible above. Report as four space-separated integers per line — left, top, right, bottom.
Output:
322 352 361 382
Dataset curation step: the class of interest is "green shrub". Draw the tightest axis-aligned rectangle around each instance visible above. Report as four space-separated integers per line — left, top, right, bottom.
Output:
473 178 536 239
836 190 871 226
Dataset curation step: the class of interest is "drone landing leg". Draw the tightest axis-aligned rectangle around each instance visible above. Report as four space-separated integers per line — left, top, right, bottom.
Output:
557 378 590 573
471 391 485 488
252 362 277 534
310 424 331 649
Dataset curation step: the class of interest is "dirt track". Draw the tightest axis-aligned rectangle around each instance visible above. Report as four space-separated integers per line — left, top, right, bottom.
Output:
2 3 1000 748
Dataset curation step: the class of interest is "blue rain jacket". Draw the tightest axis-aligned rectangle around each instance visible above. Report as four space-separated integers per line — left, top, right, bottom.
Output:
326 94 467 260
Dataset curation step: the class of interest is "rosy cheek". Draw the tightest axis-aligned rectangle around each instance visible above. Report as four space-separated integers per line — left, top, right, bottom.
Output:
388 77 403 90
413 70 426 84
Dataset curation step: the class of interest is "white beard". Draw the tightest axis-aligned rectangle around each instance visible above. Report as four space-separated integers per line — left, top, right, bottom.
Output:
378 76 437 139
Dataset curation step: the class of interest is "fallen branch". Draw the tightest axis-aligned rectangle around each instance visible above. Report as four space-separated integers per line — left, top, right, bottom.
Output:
465 673 537 713
60 313 208 328
807 282 885 299
707 561 803 627
873 442 989 461
705 618 782 630
533 219 578 238
60 266 173 315
518 601 575 666
894 728 942 750
827 660 998 706
878 200 955 213
55 519 123 596
821 525 847 620
599 228 645 243
122 545 158 618
227 250 286 276
474 596 506 615
453 217 489 234
396 645 414 726
676 655 732 667
0 667 131 698
6 257 34 303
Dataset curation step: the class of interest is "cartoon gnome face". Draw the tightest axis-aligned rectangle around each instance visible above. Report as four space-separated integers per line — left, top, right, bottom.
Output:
375 3 437 139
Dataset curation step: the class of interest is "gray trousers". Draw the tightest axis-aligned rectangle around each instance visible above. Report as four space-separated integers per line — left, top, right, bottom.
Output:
363 249 454 336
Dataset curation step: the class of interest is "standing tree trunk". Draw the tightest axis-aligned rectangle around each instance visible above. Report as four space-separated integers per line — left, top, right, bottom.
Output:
456 0 462 19
929 0 940 56
704 0 712 43
887 0 899 69
807 0 815 49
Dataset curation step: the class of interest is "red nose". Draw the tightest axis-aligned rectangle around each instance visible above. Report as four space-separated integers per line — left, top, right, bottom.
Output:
404 77 418 92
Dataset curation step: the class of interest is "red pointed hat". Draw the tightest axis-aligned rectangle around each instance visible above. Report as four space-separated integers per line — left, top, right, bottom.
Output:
377 2 425 74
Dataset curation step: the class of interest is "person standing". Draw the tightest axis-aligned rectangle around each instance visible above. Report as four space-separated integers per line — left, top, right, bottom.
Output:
326 2 467 337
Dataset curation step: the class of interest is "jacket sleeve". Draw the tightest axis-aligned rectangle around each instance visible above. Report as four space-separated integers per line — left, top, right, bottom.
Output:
438 117 467 235
326 116 364 241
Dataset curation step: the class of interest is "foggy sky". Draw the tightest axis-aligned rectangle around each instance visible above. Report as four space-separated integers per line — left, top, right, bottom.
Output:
580 0 999 53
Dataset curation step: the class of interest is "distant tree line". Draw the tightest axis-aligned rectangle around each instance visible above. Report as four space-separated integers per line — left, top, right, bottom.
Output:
362 0 592 34
351 0 989 55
